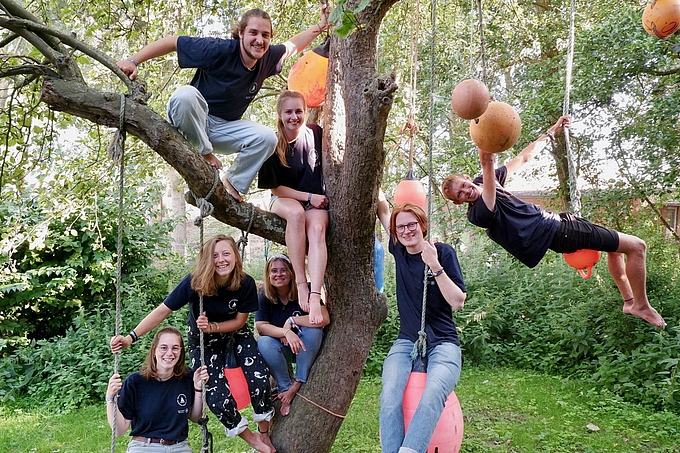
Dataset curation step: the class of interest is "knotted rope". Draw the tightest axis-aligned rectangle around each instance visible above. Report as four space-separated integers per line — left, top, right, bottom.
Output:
236 203 255 259
190 167 220 453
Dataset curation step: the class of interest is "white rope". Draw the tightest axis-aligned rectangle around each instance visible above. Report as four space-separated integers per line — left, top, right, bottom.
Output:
563 0 580 216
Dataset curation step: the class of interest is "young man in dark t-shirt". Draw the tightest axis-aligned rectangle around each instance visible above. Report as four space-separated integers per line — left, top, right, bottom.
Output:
442 116 666 329
116 8 329 202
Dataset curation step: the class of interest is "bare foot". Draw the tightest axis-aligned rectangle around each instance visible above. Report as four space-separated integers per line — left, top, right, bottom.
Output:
202 152 223 170
221 175 243 203
278 380 302 416
308 291 323 324
297 282 310 312
239 429 272 453
260 431 276 453
622 300 666 328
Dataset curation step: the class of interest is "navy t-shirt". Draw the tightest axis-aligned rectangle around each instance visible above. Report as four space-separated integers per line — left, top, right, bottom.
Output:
164 274 259 333
176 37 286 121
118 371 194 441
388 240 466 348
468 166 560 268
255 291 307 328
258 124 324 195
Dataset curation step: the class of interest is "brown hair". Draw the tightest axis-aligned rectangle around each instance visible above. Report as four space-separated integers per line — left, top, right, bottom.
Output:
274 90 308 167
262 253 297 303
441 174 466 204
390 202 428 243
140 326 189 380
191 234 245 295
231 9 273 39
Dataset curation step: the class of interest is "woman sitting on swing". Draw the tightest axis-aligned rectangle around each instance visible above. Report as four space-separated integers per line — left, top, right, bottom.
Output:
378 201 467 453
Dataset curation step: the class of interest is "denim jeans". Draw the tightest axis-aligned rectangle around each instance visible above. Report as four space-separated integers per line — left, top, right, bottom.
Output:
257 326 324 392
166 85 276 194
379 339 462 453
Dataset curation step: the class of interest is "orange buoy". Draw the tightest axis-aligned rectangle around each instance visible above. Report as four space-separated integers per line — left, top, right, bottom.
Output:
287 37 330 108
451 79 491 120
224 366 251 410
469 102 522 153
642 0 680 39
563 249 601 279
403 371 464 453
394 171 427 209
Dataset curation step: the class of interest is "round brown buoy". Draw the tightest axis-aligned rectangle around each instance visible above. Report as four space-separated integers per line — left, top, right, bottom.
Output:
469 102 522 153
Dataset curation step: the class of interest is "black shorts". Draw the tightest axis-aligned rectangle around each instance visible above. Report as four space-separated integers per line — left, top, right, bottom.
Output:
549 212 619 254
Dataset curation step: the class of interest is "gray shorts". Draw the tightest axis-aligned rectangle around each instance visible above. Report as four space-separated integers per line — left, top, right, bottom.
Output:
549 212 619 254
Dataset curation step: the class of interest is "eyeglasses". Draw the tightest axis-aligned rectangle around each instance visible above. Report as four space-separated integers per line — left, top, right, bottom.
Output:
157 345 181 354
269 268 288 275
396 222 419 234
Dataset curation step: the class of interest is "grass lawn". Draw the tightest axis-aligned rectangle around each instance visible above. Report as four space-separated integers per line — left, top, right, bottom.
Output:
1 366 679 452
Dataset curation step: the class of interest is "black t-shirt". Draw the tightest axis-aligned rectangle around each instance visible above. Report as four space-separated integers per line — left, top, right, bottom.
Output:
163 274 259 333
176 37 286 121
468 166 560 268
388 240 466 348
118 371 194 441
258 124 324 194
255 291 307 328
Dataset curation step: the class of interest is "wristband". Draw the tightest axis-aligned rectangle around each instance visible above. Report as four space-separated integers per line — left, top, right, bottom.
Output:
106 396 116 403
545 130 555 141
127 58 138 67
282 328 291 337
129 330 139 343
307 192 312 202
432 268 445 278
194 387 202 393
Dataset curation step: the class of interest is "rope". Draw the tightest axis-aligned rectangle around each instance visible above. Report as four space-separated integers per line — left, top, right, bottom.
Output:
110 93 126 453
563 0 580 217
475 0 488 84
190 168 219 453
236 203 255 259
296 392 347 419
411 0 438 362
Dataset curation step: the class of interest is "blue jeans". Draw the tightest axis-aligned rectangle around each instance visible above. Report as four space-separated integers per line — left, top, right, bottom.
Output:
374 236 385 292
379 339 462 453
166 85 276 194
257 327 324 392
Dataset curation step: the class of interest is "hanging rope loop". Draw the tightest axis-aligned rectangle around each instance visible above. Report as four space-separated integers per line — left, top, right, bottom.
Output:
191 167 220 227
236 204 256 257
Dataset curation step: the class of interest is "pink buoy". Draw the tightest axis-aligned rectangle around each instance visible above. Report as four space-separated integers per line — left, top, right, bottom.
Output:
403 371 464 453
394 171 427 210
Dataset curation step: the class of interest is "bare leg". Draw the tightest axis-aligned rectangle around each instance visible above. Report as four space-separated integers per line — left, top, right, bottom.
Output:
277 380 302 417
238 428 273 453
607 233 665 328
257 421 276 453
272 199 309 310
306 209 329 324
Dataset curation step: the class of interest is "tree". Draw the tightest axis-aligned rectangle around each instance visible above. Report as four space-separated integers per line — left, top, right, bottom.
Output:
0 0 395 451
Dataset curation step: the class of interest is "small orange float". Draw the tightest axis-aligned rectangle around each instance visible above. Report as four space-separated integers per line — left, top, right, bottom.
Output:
287 37 330 108
394 171 427 209
450 79 491 120
563 249 601 279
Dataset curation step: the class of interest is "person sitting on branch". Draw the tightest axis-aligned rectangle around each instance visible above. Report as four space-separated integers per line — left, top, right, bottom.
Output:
116 7 329 202
442 115 666 329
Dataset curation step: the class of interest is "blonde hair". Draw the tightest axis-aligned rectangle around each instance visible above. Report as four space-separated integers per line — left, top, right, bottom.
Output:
191 234 245 295
140 326 189 380
262 254 297 303
441 174 466 203
390 202 429 243
274 90 308 167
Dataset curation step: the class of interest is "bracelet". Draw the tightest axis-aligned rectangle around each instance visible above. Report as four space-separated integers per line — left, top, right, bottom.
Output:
545 130 555 141
282 328 291 337
194 387 202 393
210 322 218 333
307 192 312 202
432 268 445 278
106 396 116 403
127 58 138 67
129 330 139 343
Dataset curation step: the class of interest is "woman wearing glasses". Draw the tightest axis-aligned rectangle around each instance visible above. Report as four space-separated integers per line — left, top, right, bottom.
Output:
258 90 329 325
255 253 330 417
110 234 275 453
378 201 467 453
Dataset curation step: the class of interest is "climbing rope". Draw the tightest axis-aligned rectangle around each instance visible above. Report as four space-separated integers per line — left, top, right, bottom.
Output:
190 167 220 453
562 0 580 217
411 0 438 362
236 203 255 260
108 93 126 453
475 0 488 84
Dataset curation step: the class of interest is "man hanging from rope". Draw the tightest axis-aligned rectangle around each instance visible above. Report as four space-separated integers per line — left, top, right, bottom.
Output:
116 7 329 202
442 116 666 329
